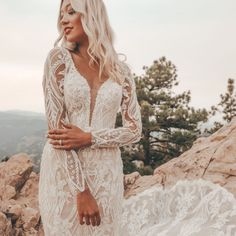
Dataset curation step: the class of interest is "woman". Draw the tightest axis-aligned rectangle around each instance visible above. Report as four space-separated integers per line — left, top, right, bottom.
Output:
38 0 142 235
38 0 236 235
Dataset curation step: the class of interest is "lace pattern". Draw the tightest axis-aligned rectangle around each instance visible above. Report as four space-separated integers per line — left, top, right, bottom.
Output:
39 45 142 235
42 47 87 194
89 68 142 148
62 47 142 149
121 179 236 236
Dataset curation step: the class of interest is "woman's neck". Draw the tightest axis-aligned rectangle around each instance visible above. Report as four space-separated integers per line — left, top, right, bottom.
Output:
75 39 90 61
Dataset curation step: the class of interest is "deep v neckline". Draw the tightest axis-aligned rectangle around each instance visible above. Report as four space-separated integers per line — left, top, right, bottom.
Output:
64 47 111 92
64 47 112 127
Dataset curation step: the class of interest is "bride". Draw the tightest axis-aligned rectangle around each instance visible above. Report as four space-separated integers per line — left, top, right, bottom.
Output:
38 0 236 235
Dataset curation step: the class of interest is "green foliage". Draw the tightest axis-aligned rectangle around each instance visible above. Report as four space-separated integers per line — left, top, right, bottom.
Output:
210 78 236 122
136 165 153 176
117 57 210 175
121 149 139 174
135 57 209 166
205 78 236 134
204 121 224 135
1 156 10 162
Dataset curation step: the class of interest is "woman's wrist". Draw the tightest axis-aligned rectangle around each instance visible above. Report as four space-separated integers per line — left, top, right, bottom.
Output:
86 132 96 146
86 132 92 145
78 182 90 195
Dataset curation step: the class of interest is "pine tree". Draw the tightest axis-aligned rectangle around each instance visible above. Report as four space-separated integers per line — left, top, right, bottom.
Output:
206 78 236 135
211 78 236 122
128 57 208 170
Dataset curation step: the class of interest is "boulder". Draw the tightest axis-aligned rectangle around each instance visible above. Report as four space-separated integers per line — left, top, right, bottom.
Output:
0 153 33 201
0 153 41 236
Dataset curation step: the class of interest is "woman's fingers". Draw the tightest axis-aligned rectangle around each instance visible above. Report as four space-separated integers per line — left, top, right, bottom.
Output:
79 213 85 225
90 215 96 226
85 214 90 225
49 139 70 144
47 134 68 140
79 213 100 227
95 212 101 226
48 129 67 135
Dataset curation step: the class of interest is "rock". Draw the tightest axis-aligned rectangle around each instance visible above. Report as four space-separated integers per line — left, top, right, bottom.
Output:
124 171 141 187
17 172 40 209
2 185 16 200
0 154 40 236
24 228 38 236
0 199 17 213
37 223 45 236
5 204 22 221
0 211 13 236
131 160 144 168
21 207 40 230
124 117 236 199
14 228 24 236
0 153 33 201
124 173 163 199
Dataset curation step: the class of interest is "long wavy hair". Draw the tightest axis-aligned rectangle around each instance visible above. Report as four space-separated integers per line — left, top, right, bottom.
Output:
54 0 130 85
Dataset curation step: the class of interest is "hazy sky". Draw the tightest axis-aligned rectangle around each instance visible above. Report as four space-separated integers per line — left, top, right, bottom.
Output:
0 0 235 113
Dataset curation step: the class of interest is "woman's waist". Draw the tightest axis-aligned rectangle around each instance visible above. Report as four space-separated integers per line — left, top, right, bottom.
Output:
77 147 122 171
76 145 120 159
42 141 122 171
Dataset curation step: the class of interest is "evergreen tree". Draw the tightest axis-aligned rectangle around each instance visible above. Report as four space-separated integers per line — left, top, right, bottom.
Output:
210 78 236 123
120 57 209 171
205 78 236 135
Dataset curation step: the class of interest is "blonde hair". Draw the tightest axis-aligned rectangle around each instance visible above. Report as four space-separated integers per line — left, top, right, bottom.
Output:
54 0 131 85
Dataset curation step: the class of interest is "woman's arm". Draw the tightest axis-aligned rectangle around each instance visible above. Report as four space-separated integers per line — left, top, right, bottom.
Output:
42 46 89 194
89 69 142 149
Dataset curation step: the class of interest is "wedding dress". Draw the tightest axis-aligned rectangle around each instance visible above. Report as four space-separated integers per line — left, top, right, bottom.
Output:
38 46 236 236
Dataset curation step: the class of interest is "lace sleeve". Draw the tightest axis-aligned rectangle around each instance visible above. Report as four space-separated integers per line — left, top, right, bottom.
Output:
42 47 88 194
90 70 142 149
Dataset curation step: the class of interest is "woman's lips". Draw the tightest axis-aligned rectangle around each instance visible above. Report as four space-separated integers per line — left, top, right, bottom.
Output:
64 27 73 34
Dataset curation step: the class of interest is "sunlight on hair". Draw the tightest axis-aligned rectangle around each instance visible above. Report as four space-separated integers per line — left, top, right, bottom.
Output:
54 0 130 85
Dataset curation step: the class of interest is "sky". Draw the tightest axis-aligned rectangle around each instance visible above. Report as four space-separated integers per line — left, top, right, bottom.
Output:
0 0 235 114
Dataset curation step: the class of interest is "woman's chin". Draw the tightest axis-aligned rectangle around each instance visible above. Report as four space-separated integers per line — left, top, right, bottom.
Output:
65 36 76 43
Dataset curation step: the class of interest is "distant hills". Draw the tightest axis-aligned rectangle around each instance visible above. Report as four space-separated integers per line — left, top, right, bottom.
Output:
2 109 45 117
0 110 47 173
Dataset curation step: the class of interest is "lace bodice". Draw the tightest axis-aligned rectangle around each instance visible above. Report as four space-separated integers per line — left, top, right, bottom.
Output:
42 46 142 194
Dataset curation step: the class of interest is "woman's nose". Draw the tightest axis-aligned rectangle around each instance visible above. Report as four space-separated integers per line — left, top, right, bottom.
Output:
60 14 69 25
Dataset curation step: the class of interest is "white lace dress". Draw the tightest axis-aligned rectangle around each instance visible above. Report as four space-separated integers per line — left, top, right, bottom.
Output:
38 46 236 236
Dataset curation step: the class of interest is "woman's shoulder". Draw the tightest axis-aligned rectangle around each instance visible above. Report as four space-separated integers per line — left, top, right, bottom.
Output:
118 61 136 88
45 46 67 64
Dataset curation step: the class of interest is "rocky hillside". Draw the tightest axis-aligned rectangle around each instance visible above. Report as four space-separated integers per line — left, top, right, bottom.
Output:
124 117 236 199
1 117 236 235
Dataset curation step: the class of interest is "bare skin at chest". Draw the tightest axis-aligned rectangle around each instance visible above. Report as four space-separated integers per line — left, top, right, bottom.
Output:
70 51 109 91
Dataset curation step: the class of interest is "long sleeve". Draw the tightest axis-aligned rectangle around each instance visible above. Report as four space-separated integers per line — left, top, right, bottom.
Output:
42 47 87 194
90 68 142 149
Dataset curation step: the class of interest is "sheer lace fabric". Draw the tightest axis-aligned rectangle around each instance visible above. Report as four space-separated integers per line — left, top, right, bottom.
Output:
38 46 142 235
121 179 236 236
41 47 87 193
38 46 236 236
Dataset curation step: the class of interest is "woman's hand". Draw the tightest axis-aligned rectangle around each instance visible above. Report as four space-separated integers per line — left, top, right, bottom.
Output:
47 121 92 150
77 189 101 226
